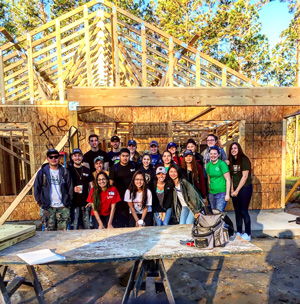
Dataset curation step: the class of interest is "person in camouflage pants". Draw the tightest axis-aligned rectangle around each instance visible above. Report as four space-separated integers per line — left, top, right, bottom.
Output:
34 149 73 231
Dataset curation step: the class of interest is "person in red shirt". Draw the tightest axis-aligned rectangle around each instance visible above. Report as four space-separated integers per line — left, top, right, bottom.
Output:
86 172 120 229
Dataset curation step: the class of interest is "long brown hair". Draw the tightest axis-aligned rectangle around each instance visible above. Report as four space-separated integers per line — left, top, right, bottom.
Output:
181 154 199 184
127 170 148 209
228 142 251 174
93 172 109 212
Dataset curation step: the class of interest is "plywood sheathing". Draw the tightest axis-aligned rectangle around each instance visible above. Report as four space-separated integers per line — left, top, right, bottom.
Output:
0 195 38 221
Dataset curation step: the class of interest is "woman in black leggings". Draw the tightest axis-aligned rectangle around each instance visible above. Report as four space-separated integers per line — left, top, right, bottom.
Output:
228 142 253 241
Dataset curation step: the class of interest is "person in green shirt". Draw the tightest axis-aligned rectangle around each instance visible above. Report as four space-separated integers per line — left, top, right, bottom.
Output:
228 142 253 241
206 146 231 212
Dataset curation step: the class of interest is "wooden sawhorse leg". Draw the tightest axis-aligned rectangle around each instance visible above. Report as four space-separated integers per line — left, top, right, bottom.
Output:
0 265 46 304
121 258 175 304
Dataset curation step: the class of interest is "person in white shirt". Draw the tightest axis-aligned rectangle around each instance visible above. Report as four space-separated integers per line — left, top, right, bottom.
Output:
124 170 153 227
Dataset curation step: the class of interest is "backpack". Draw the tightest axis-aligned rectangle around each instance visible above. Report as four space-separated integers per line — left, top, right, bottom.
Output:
191 209 229 249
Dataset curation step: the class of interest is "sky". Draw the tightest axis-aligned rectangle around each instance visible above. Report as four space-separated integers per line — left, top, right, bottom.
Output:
259 0 293 49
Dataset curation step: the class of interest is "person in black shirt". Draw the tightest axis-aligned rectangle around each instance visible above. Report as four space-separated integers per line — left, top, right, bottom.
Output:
109 148 136 227
68 148 94 229
83 134 109 172
108 135 121 167
139 153 155 191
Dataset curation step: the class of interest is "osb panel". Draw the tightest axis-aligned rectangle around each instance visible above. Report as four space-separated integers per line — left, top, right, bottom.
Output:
268 192 281 209
0 195 39 221
252 192 263 209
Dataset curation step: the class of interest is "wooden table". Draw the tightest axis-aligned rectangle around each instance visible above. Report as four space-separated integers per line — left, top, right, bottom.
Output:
0 225 263 303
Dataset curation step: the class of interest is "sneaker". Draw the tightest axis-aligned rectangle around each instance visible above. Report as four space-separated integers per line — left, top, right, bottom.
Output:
236 232 242 237
241 233 251 241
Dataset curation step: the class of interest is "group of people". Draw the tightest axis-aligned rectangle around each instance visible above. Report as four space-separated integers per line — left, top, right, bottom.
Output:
34 133 253 241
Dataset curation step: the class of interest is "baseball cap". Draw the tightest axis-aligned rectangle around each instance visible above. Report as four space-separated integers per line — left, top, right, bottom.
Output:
111 135 120 142
71 148 83 155
128 139 137 146
186 138 197 146
47 149 59 157
167 142 177 149
94 156 104 163
209 145 220 154
150 140 159 147
183 149 193 157
156 166 167 175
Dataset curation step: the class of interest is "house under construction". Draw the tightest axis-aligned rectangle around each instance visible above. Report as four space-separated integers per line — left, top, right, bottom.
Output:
0 0 299 222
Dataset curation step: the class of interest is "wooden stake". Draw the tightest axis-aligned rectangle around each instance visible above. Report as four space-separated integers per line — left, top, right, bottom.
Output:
196 52 200 87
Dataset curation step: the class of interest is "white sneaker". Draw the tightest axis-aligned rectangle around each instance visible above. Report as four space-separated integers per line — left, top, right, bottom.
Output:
241 233 251 241
236 232 242 237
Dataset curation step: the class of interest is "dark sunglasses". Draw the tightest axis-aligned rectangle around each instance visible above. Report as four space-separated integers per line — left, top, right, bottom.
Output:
48 155 59 159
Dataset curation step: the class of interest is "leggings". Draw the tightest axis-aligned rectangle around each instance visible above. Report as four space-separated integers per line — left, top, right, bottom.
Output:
232 184 253 236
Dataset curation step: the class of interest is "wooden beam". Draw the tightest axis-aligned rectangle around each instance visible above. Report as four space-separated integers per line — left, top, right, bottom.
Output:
184 107 216 123
84 6 92 86
282 119 288 207
67 87 300 107
0 49 5 104
168 37 173 87
56 20 64 103
239 120 246 152
0 143 30 165
26 34 34 104
0 127 77 226
111 7 120 86
141 23 147 87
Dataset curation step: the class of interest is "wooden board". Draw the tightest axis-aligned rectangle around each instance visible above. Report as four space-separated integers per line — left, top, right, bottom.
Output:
0 225 262 265
0 224 36 251
67 87 300 107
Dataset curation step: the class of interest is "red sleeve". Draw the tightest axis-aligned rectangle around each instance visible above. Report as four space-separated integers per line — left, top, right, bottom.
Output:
86 188 95 203
197 163 206 198
110 186 121 204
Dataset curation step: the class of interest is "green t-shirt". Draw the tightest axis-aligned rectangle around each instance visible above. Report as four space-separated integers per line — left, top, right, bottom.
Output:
206 159 229 194
231 156 252 189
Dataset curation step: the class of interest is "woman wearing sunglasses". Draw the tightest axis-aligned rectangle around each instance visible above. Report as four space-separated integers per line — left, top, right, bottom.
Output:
124 170 153 227
86 172 120 229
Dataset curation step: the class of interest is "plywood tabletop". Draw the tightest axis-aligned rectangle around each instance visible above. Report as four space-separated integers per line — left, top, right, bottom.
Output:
0 225 262 265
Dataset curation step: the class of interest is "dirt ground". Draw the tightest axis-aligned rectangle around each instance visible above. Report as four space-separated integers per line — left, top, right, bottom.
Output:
6 235 300 304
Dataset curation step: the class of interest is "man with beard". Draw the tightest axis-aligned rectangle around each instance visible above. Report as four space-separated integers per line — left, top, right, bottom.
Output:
69 148 94 229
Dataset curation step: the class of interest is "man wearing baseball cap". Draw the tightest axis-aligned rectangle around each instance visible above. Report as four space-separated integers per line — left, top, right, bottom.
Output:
68 148 94 230
34 148 73 231
149 140 162 167
127 139 141 165
108 135 121 167
93 156 109 179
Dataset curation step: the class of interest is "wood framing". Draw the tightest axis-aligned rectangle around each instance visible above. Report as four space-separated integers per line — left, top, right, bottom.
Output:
67 87 300 107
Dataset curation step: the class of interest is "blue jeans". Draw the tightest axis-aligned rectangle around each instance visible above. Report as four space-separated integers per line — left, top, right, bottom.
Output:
179 207 195 224
154 208 172 226
208 192 227 212
73 206 90 229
